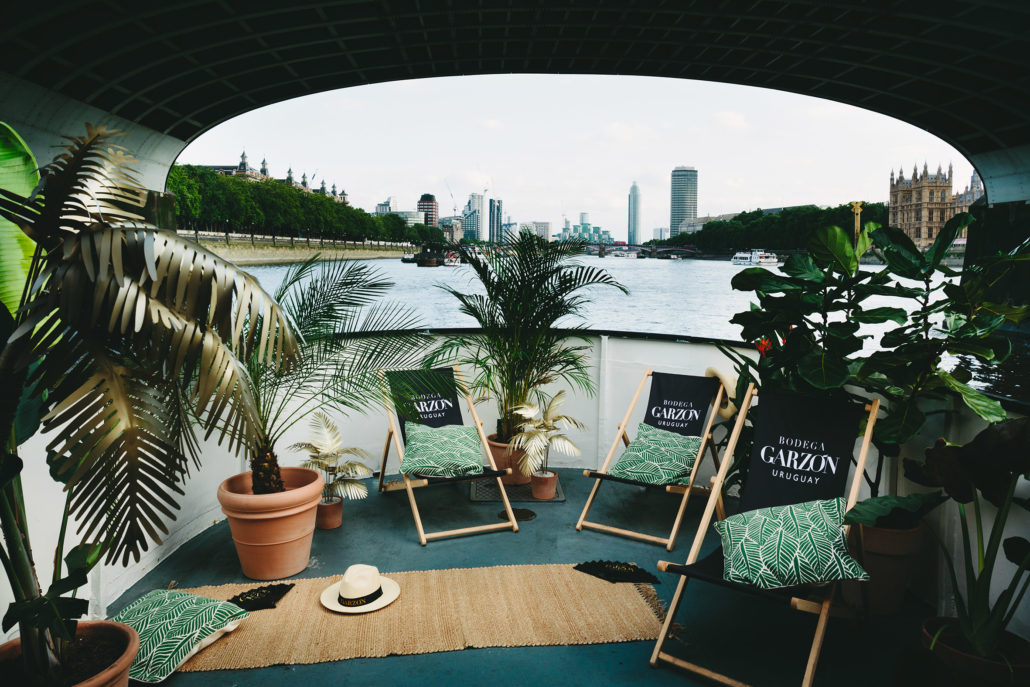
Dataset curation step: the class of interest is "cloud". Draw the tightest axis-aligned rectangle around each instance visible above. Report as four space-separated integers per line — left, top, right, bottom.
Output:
482 119 504 130
601 121 657 144
713 110 751 130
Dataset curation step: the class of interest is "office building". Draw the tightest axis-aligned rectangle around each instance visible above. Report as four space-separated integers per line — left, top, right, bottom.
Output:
653 227 670 241
489 198 503 243
462 193 483 241
627 181 641 245
417 194 438 227
375 197 397 216
670 166 698 237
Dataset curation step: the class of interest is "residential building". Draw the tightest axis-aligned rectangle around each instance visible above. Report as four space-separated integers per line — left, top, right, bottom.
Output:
489 198 503 243
670 166 698 237
559 212 613 244
889 163 984 248
417 193 438 227
627 181 641 245
531 221 552 241
462 193 483 241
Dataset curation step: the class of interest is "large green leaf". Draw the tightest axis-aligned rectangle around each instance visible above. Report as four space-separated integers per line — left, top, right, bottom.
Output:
797 350 850 388
844 491 947 528
780 254 825 282
937 369 1007 423
850 306 908 324
871 225 924 279
730 267 803 293
926 212 973 270
0 122 39 317
808 225 857 275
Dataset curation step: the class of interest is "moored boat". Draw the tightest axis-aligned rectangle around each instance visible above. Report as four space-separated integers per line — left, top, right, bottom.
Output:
401 252 416 263
731 249 778 265
443 251 460 266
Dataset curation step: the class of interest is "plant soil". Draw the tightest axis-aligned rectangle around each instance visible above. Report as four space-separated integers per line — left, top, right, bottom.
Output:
0 629 127 686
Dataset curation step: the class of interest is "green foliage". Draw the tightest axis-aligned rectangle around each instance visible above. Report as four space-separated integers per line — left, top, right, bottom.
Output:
165 164 424 243
246 256 432 493
906 419 1030 659
0 122 39 318
661 202 888 252
431 234 627 443
842 491 947 528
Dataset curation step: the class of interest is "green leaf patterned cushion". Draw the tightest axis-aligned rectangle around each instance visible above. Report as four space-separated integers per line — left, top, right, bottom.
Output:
400 421 484 477
110 589 248 682
714 497 868 590
607 423 702 485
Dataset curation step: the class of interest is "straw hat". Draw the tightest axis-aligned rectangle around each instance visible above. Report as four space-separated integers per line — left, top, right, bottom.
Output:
320 564 400 614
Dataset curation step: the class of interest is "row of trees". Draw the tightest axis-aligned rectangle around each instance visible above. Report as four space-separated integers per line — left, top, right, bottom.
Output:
166 164 446 244
654 202 889 253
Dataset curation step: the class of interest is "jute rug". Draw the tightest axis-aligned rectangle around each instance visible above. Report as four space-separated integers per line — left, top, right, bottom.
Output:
179 563 662 671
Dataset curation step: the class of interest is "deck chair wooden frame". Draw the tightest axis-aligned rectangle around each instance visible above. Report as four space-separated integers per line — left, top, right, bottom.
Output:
576 368 726 551
650 384 879 687
377 366 519 546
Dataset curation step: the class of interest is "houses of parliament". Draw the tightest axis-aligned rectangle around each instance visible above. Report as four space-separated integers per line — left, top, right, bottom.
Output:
889 162 983 249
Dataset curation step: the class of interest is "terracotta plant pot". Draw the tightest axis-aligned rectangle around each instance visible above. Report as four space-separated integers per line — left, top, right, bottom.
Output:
217 467 324 580
487 433 531 485
0 620 140 687
921 617 1030 685
531 470 558 500
316 497 343 530
858 522 925 614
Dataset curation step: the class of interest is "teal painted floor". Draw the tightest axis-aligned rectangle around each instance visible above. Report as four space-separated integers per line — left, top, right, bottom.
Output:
111 469 936 686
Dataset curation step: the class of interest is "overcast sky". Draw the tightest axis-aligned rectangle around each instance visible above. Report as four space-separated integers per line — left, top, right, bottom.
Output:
177 74 976 243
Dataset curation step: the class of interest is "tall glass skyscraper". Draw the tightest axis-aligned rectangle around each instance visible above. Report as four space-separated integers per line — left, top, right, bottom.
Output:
489 198 503 243
670 166 698 237
627 181 641 245
463 193 483 241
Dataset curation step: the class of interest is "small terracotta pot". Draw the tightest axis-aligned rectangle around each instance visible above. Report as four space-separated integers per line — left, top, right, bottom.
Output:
487 434 531 485
531 470 558 500
217 467 324 580
858 522 925 615
0 620 140 687
316 497 344 530
921 616 1030 685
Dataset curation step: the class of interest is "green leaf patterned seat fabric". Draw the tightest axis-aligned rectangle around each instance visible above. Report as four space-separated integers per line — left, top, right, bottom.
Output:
110 589 248 682
607 422 702 485
713 497 868 590
400 421 484 477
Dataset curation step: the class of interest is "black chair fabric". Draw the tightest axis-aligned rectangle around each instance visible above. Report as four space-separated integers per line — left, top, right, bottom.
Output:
642 373 719 437
738 392 862 513
385 368 463 442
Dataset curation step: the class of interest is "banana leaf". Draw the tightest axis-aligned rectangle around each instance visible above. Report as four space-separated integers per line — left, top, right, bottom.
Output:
0 122 39 317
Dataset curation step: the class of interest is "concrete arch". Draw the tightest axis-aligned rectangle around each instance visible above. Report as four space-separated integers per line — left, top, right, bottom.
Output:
2 1 1030 203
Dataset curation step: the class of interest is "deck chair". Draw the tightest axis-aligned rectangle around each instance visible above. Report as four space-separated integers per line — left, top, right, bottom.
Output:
650 385 879 687
576 369 726 551
377 366 519 546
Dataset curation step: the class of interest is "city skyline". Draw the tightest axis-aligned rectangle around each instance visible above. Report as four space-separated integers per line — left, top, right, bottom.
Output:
176 74 977 242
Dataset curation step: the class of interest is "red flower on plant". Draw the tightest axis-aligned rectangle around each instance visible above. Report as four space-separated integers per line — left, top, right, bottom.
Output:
756 337 772 357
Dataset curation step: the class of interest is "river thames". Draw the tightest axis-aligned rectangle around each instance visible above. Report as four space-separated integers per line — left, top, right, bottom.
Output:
246 256 758 341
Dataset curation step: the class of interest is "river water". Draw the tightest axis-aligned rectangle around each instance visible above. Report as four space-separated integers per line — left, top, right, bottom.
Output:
245 256 758 341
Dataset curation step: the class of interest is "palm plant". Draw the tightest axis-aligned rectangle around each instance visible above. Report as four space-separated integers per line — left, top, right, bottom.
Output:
510 390 584 475
0 125 297 682
245 255 431 494
291 411 373 502
432 232 627 449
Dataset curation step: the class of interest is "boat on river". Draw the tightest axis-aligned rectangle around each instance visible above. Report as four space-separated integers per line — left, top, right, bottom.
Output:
401 252 416 263
731 249 778 265
443 251 460 266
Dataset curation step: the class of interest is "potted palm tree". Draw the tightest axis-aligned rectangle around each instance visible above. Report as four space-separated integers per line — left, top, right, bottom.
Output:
216 254 430 579
291 411 373 529
0 125 296 685
432 231 626 483
510 390 584 500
